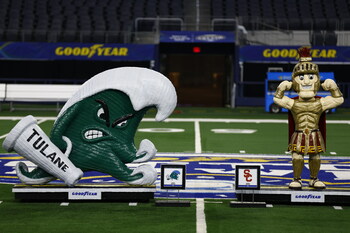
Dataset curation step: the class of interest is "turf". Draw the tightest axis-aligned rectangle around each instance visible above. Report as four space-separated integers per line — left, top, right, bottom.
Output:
1 108 349 155
2 105 350 119
136 121 195 153
2 182 350 233
0 106 349 233
200 122 289 154
206 202 350 233
0 184 196 233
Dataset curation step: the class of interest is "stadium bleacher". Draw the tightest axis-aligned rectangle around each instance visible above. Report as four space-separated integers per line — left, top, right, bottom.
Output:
0 0 349 108
0 0 184 43
1 0 349 43
211 0 349 31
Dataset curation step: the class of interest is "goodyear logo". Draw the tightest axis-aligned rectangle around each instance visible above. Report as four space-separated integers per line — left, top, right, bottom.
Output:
196 34 226 42
291 192 325 203
263 48 336 59
169 35 191 42
71 191 98 196
55 44 128 58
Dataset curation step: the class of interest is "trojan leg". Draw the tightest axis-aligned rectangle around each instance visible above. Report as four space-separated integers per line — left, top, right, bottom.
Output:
289 152 304 189
309 153 326 189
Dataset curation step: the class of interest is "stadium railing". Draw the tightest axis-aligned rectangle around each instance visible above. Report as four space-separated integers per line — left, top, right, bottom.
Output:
0 83 79 112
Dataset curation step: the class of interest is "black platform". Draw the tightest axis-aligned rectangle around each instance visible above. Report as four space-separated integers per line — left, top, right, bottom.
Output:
155 199 191 207
235 185 350 205
230 201 267 208
12 183 156 202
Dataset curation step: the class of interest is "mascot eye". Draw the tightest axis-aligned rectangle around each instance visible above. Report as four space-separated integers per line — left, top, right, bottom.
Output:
116 120 127 127
299 75 304 80
97 107 106 120
309 75 314 80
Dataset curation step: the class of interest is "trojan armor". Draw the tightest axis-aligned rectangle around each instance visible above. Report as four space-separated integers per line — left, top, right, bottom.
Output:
273 47 344 190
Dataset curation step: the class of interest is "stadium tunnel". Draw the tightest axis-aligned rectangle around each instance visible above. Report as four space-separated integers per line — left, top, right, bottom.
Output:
159 32 236 107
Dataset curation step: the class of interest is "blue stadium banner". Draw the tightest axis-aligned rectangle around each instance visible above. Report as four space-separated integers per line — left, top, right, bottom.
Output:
240 45 350 63
0 42 156 61
160 31 235 43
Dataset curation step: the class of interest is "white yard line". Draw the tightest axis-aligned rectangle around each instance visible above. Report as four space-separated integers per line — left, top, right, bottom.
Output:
60 202 69 206
155 152 350 160
0 117 349 124
0 116 57 121
37 119 47 124
148 118 350 124
195 120 202 154
196 198 207 233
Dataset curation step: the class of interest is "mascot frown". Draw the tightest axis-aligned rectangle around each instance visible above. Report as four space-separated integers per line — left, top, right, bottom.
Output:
3 67 177 187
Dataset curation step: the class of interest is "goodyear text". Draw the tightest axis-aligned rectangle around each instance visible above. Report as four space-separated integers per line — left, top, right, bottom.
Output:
55 44 128 58
263 48 337 59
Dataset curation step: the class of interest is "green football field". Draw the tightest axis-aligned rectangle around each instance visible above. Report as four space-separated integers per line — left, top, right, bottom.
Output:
1 106 350 233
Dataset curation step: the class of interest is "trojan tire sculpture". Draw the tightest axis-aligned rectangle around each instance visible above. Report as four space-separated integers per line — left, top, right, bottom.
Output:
3 67 177 187
273 47 343 190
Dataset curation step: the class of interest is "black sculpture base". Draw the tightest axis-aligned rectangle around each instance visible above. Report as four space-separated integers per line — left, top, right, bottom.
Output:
230 201 267 208
155 199 191 207
235 185 350 205
12 183 156 202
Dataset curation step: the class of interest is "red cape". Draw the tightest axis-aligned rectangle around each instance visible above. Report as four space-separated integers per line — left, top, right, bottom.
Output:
288 96 326 149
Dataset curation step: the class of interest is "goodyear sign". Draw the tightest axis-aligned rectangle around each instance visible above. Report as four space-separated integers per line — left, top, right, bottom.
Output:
240 46 350 62
0 42 155 61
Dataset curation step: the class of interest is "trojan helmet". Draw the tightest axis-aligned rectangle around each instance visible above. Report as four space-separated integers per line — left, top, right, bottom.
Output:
292 47 320 92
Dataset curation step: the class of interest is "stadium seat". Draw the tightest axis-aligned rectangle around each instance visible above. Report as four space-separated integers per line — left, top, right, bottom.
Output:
92 31 105 43
106 31 120 43
288 18 301 31
276 18 289 30
313 18 328 30
301 18 313 30
324 30 337 46
310 30 324 46
327 18 338 30
0 29 4 41
5 29 19 41
343 18 350 30
80 31 92 43
22 29 33 42
61 30 77 42
47 31 59 42
33 30 47 42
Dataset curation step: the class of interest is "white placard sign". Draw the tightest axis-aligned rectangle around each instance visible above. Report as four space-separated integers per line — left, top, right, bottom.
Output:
161 164 186 189
235 165 261 190
68 190 102 200
291 191 325 203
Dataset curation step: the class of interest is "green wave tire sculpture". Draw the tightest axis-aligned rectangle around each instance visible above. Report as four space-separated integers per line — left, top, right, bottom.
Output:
2 67 177 186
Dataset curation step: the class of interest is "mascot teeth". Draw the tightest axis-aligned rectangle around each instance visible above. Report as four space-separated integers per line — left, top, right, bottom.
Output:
302 85 312 89
84 130 104 139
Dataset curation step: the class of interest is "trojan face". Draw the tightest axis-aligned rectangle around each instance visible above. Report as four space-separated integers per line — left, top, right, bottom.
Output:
294 73 320 100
